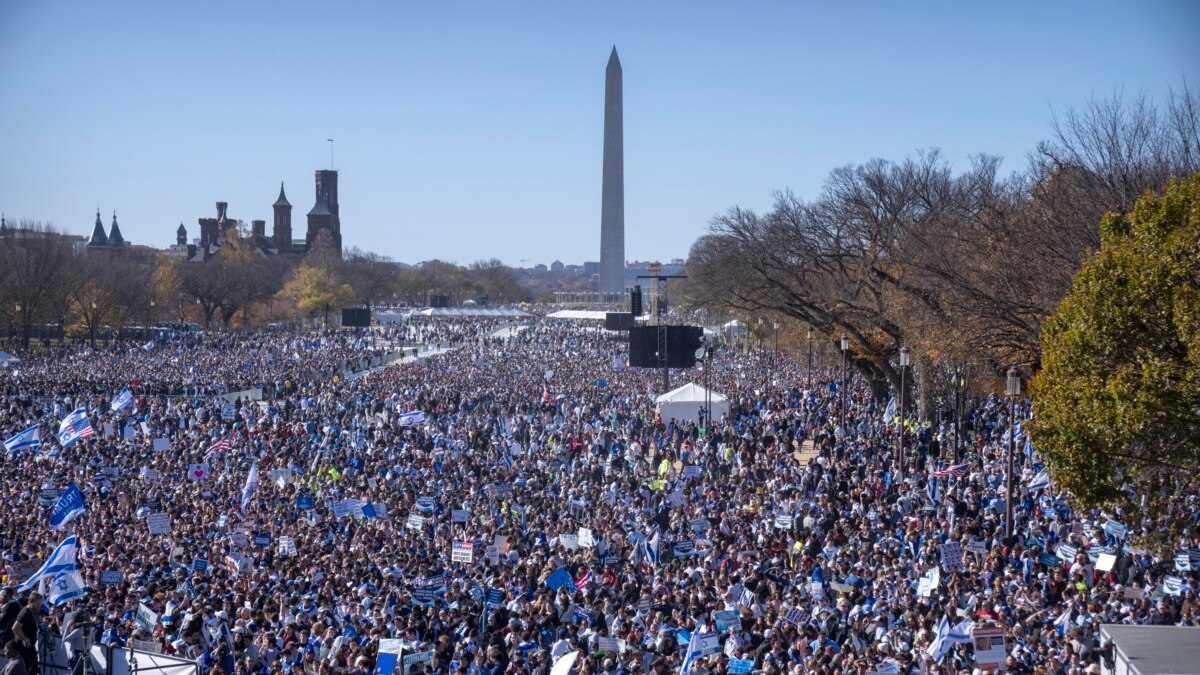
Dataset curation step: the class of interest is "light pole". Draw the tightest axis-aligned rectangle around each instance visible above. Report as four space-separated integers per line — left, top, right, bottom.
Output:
90 301 97 348
1005 366 1021 539
806 327 813 391
898 346 909 470
839 334 849 432
13 303 20 349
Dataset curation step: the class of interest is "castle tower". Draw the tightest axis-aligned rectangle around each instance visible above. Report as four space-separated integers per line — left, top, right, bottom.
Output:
273 182 293 253
306 170 342 256
88 209 108 247
599 46 625 294
176 223 187 246
108 210 125 246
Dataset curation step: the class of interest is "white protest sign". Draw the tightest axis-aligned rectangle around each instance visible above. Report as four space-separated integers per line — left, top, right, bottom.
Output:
452 541 474 563
187 463 209 481
278 536 297 557
940 541 964 572
135 603 159 630
146 513 171 535
405 513 427 530
971 626 1006 671
578 528 595 548
916 568 940 598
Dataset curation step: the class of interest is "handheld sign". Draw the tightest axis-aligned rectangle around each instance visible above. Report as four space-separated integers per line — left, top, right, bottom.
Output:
452 541 474 563
146 513 171 535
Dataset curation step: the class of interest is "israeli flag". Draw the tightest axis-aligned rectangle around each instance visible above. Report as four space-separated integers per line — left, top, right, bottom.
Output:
925 616 973 664
396 411 426 427
49 483 87 531
883 398 896 423
645 530 660 567
57 408 95 448
241 464 259 511
3 425 41 454
19 535 80 592
48 569 88 606
1028 470 1051 492
111 388 134 413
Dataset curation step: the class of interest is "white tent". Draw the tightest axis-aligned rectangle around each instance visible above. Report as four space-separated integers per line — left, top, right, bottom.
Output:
655 382 729 424
0 351 20 367
723 320 747 334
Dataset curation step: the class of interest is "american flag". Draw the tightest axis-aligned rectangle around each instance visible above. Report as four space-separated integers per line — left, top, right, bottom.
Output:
57 408 95 448
205 437 231 456
929 464 968 479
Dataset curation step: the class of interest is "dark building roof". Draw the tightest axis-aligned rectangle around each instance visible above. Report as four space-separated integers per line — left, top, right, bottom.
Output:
307 198 333 217
88 209 108 246
177 223 187 236
274 182 291 207
108 211 125 246
0 214 7 237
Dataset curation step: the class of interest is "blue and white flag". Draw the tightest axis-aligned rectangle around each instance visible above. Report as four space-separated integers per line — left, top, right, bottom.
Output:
679 631 700 675
142 340 155 352
57 408 95 448
49 483 87 530
645 530 661 567
396 411 426 427
241 464 259 511
926 616 972 664
883 397 896 423
48 569 88 606
4 425 41 454
111 388 134 413
19 535 80 592
1028 470 1051 492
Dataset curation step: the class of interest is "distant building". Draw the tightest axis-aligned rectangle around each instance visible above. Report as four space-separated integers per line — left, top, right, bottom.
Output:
550 260 565 272
172 169 342 262
87 210 129 249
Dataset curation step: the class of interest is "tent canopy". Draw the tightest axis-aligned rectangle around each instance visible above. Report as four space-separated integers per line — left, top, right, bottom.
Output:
655 382 730 424
0 351 20 366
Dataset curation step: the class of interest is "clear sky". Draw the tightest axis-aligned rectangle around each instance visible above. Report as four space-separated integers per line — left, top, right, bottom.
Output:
1 1 1196 267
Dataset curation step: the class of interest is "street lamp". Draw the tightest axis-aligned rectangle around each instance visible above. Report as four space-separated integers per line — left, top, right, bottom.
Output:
1005 366 1022 539
898 346 909 470
839 334 849 432
12 304 19 349
90 302 97 348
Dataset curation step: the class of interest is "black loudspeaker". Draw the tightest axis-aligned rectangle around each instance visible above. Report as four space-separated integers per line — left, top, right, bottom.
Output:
341 308 371 327
628 325 703 368
605 312 634 331
429 295 451 309
630 286 643 316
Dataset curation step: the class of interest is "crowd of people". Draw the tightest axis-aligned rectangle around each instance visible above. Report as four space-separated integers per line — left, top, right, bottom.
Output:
0 314 1197 675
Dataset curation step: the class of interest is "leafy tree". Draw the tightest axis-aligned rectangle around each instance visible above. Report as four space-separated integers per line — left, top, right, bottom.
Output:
1031 172 1200 538
277 264 355 320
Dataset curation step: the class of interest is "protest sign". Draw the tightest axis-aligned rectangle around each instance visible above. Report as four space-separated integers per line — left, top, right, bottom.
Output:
146 512 171 535
452 541 474 563
971 626 1006 671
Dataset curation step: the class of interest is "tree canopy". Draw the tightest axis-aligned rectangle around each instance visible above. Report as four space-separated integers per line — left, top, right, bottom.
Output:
1031 172 1200 533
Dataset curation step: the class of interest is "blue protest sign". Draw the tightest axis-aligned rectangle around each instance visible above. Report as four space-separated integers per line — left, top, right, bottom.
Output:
487 589 504 607
729 658 754 674
297 496 314 511
545 568 575 592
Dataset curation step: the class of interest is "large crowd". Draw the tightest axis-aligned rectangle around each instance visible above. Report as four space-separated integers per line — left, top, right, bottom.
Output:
1 314 1197 675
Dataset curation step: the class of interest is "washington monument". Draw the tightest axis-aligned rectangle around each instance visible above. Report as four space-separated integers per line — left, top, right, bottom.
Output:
599 46 625 294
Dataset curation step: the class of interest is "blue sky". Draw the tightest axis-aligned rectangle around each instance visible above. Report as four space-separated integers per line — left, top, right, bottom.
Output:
1 0 1196 267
